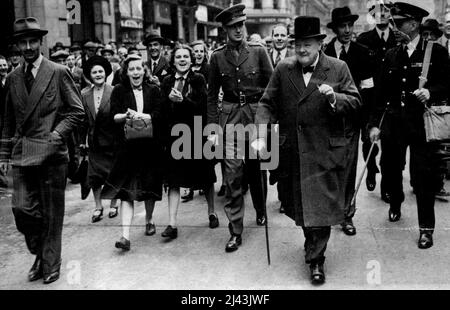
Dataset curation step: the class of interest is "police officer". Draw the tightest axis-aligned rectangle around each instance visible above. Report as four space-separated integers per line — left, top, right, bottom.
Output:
207 4 273 252
357 1 397 203
369 2 450 249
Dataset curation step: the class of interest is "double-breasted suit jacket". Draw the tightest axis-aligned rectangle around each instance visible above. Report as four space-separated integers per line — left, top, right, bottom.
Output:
256 52 362 227
0 57 85 166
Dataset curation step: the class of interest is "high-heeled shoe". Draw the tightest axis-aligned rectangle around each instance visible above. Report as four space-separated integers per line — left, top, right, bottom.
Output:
91 209 103 223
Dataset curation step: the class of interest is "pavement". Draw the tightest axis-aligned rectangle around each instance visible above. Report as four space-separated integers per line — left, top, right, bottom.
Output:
1 146 450 290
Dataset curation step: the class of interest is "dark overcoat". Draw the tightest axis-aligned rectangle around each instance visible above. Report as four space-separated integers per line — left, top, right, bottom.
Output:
256 52 362 227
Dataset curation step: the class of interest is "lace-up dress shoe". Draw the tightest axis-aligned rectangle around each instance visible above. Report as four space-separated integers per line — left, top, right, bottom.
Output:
418 232 433 249
388 207 401 222
161 225 178 239
366 173 376 191
28 257 43 282
256 214 266 226
43 270 60 284
341 221 356 236
310 264 325 285
225 235 242 252
145 223 156 236
115 237 131 251
209 214 219 229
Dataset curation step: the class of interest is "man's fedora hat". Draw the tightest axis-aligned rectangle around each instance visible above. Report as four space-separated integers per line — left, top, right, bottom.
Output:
295 16 327 40
215 4 246 27
11 17 48 41
143 30 166 46
83 55 112 82
101 44 115 55
420 18 443 38
327 6 359 29
391 2 429 21
51 50 69 60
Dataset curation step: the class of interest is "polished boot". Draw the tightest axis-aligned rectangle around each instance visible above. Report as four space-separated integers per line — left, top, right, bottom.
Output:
28 256 43 282
310 264 325 285
145 223 156 236
115 236 131 251
43 270 60 284
418 232 433 249
366 172 376 192
341 219 356 236
161 225 178 239
388 204 401 222
225 235 242 252
256 214 266 226
209 213 219 229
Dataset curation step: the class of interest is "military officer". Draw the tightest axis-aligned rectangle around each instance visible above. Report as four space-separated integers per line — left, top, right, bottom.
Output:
369 2 450 249
207 4 273 252
357 1 397 203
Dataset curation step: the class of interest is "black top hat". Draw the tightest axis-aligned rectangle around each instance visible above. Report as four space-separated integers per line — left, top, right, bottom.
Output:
11 17 48 41
215 4 246 27
143 31 166 46
420 18 443 38
83 55 112 83
391 2 429 21
327 6 359 29
295 16 327 40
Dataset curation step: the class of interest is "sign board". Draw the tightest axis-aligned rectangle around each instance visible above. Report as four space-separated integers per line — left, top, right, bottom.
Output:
195 5 208 22
245 17 291 24
120 19 143 28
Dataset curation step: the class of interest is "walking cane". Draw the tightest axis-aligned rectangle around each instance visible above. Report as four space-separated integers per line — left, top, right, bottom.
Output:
350 107 388 209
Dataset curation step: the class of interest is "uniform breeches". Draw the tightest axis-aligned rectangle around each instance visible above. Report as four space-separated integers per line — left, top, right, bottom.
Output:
12 164 67 274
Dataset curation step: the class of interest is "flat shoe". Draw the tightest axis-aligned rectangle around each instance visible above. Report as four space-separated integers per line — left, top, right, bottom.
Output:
115 237 130 251
209 214 219 229
108 207 118 218
145 223 156 236
161 225 178 239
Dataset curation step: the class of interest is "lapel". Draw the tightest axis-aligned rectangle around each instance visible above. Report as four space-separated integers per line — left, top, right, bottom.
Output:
14 66 28 111
224 46 238 67
410 38 425 62
154 57 167 75
86 87 96 121
128 86 138 112
98 84 112 115
22 58 55 126
183 71 193 96
288 59 306 97
324 38 338 58
236 42 250 67
298 53 329 104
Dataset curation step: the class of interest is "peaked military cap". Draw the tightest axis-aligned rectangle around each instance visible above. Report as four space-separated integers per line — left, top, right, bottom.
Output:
215 4 246 27
391 2 429 21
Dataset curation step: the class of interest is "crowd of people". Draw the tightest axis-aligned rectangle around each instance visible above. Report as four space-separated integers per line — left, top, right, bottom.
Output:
1 1 450 286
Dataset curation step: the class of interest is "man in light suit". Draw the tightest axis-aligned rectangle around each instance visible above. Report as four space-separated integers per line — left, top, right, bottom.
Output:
0 17 84 284
253 16 361 285
269 24 295 68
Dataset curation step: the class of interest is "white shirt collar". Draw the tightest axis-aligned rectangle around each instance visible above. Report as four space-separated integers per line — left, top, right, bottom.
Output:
302 53 320 74
375 27 390 41
406 34 421 54
273 48 287 59
175 71 189 80
334 39 350 56
26 54 43 72
151 57 161 66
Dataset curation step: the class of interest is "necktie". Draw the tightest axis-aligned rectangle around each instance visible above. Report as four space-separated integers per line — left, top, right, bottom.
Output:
339 45 347 61
381 32 385 42
302 65 315 74
175 77 185 93
25 64 34 93
274 51 281 67
152 61 157 75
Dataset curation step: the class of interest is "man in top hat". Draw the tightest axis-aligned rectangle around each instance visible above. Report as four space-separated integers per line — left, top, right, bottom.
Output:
8 44 22 73
253 16 361 285
369 2 450 249
207 3 273 252
357 1 397 204
0 17 84 284
324 6 375 237
270 24 295 68
143 30 171 86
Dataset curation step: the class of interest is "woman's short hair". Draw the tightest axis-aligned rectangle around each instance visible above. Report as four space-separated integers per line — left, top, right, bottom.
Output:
169 44 194 69
190 40 209 65
120 54 146 88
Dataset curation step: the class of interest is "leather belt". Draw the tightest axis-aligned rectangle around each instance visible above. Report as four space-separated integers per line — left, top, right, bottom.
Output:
223 93 261 106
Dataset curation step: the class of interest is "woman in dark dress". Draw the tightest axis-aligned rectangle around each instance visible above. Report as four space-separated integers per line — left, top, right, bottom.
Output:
101 54 164 251
160 45 217 240
80 56 118 223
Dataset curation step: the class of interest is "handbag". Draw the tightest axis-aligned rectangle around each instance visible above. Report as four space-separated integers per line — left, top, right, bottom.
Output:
421 41 450 142
124 115 153 140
